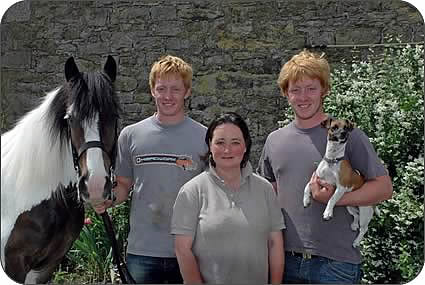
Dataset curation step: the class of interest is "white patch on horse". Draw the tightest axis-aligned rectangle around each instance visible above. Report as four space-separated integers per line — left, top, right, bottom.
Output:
83 113 108 204
1 89 76 265
25 270 42 284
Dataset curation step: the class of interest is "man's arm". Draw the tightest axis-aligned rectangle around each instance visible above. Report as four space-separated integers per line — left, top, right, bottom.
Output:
310 174 393 206
271 181 278 195
337 175 392 206
93 175 133 214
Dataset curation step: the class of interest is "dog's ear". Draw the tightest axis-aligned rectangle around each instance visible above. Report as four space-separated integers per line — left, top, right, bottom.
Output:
321 117 332 129
345 119 355 131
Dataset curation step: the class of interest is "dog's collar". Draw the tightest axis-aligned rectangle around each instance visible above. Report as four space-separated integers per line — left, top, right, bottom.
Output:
324 156 344 164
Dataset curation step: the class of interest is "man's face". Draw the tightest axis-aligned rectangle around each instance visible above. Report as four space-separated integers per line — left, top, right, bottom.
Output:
286 77 326 121
151 73 190 122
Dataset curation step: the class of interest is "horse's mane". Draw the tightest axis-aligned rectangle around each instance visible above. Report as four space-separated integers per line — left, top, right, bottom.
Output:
47 71 121 148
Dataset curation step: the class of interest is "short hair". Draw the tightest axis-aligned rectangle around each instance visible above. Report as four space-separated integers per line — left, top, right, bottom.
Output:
277 49 330 96
149 55 193 90
204 112 252 169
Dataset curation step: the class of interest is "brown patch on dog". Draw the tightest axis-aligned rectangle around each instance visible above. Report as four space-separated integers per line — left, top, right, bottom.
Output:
339 160 365 190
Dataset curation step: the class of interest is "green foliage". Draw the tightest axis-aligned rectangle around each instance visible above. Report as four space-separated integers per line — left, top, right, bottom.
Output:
328 44 424 179
325 43 424 283
53 202 130 284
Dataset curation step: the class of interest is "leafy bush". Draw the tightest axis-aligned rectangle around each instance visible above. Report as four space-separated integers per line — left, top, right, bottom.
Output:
364 158 424 282
53 201 131 284
326 43 424 283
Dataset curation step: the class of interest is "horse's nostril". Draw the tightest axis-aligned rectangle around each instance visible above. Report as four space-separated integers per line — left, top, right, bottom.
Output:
77 176 89 201
78 176 85 188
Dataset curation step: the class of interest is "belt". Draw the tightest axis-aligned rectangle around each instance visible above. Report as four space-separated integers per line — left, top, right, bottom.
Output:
286 251 319 260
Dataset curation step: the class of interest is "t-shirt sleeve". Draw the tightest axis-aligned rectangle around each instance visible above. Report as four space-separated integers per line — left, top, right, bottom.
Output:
115 128 133 179
265 182 286 231
346 128 388 180
171 183 200 237
257 140 276 183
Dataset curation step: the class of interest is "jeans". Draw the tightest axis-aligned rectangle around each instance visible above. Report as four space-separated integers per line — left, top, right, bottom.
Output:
126 254 183 284
283 252 363 284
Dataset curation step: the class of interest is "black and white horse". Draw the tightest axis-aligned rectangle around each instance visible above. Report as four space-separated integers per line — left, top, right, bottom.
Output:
1 56 120 283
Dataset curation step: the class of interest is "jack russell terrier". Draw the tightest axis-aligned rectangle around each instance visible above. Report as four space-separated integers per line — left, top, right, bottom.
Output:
303 117 378 248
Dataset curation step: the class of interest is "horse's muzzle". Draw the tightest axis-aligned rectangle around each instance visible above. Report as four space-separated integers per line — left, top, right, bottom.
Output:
78 174 113 206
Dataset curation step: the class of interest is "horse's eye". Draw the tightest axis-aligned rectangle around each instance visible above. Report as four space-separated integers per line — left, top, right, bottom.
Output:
65 114 78 127
66 115 74 124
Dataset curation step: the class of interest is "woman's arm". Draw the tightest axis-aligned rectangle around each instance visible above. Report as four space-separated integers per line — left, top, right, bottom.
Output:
268 231 284 284
175 234 203 284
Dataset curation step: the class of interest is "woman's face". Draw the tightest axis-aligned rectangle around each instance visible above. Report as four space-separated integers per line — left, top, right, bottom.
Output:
210 123 246 170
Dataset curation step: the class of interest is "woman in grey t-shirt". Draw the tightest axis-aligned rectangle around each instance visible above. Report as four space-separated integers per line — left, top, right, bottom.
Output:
171 112 285 284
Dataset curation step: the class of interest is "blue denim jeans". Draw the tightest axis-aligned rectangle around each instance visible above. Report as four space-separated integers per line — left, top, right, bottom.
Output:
126 254 183 284
283 252 363 284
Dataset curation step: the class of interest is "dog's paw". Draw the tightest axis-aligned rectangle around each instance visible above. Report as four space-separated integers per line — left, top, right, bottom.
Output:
351 221 359 231
303 196 311 208
323 211 333 221
352 239 360 248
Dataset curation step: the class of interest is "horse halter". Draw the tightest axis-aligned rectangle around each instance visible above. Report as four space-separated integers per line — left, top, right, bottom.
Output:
68 121 118 199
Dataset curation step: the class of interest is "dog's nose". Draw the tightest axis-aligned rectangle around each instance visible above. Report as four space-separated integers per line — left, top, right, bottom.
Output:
340 131 349 141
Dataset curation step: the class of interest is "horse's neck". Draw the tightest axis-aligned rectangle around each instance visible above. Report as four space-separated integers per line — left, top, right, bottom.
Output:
1 89 77 252
53 183 82 210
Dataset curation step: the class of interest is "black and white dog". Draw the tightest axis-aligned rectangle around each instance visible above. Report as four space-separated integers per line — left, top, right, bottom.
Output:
303 118 378 248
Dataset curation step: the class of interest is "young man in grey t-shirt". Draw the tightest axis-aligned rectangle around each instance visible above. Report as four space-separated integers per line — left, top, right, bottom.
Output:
94 55 207 283
258 50 393 284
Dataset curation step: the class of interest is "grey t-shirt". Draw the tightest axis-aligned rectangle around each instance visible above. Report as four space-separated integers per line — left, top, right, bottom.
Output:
258 121 387 264
171 162 285 284
116 115 207 257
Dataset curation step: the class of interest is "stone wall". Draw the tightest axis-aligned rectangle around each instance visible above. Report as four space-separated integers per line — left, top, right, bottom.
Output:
1 0 423 164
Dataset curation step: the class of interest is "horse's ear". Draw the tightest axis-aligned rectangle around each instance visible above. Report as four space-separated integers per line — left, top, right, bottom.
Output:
65 57 80 82
104 55 117 82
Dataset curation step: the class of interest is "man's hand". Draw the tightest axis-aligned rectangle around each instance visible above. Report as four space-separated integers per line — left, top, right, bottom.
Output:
309 173 336 204
93 200 114 214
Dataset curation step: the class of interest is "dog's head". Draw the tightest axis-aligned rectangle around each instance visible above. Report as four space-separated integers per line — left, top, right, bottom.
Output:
321 118 354 143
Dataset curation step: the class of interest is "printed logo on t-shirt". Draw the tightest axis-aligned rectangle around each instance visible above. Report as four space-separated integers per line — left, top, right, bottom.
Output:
134 154 198 171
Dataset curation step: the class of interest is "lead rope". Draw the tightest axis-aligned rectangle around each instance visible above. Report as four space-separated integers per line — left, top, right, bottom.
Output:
101 212 136 284
101 122 136 284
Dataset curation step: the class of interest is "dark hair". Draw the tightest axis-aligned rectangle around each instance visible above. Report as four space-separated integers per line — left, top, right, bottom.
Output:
204 112 252 168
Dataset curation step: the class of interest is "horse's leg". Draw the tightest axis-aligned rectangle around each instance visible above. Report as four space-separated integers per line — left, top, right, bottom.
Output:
4 209 48 283
28 262 61 284
5 190 84 284
31 194 84 284
4 246 30 283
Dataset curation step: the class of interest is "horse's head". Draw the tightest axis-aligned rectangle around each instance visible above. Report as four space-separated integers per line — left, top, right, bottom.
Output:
64 56 120 207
